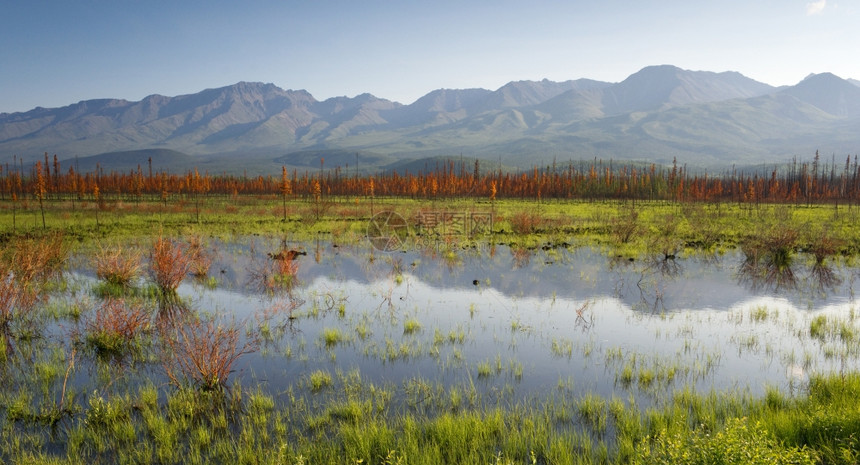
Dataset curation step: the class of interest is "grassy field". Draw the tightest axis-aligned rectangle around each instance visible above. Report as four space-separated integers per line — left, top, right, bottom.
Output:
1 195 860 464
3 194 860 256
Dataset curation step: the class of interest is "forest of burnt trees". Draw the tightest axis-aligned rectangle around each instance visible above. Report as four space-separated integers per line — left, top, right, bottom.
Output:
4 151 860 207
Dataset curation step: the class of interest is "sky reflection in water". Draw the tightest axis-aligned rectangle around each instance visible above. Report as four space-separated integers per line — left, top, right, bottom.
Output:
178 240 860 405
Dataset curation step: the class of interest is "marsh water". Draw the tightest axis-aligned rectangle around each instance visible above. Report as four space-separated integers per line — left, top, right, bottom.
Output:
61 238 860 410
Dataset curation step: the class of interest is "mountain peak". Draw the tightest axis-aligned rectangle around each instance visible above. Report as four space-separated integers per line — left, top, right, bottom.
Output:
621 65 686 84
409 88 493 113
601 65 773 114
634 64 683 75
479 78 610 110
800 72 843 84
784 72 860 116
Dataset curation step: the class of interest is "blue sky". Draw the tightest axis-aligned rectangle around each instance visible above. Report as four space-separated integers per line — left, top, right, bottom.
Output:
2 0 858 113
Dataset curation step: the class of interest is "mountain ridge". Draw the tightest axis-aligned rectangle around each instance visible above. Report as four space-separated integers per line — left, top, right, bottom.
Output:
2 66 859 171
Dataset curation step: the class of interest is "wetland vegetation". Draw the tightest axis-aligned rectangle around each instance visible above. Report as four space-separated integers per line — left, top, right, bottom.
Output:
4 159 860 463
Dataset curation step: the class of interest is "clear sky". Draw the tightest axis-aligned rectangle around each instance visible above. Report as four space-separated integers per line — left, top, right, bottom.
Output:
2 0 858 113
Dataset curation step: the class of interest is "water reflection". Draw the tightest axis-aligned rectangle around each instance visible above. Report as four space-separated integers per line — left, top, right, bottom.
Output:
246 243 303 295
156 292 191 327
736 250 845 296
634 256 684 311
646 255 683 279
737 254 798 292
197 239 857 317
60 240 860 410
511 246 532 269
573 301 594 331
810 263 842 294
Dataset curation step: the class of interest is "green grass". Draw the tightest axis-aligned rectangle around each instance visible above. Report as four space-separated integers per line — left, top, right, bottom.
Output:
403 318 422 334
51 372 851 464
476 360 493 378
7 196 860 259
355 322 371 340
322 328 346 347
308 370 333 392
550 338 574 357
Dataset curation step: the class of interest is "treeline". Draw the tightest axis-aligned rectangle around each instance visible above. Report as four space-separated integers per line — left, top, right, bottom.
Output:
4 152 860 205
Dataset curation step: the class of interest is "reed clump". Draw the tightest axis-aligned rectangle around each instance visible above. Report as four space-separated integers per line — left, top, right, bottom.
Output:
740 227 799 290
0 268 37 328
807 232 841 266
610 209 639 245
149 235 194 292
186 234 214 278
83 298 152 357
4 233 68 285
94 245 141 288
509 211 541 234
162 315 258 391
0 234 66 328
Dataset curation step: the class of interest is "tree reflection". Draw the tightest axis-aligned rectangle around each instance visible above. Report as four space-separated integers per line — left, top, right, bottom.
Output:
737 254 797 292
807 233 843 294
737 229 798 292
631 255 684 312
809 262 842 294
247 245 302 296
511 246 531 269
156 292 190 328
646 254 682 279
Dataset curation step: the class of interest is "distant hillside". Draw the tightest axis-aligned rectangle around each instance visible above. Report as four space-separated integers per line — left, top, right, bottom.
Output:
274 149 400 174
382 155 513 176
2 65 860 171
71 149 194 174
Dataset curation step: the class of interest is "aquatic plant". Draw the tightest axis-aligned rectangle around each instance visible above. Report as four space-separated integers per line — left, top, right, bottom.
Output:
403 318 422 334
162 315 258 391
4 232 68 285
810 315 828 340
83 297 152 357
248 246 301 294
476 360 493 378
322 328 345 347
577 393 608 433
186 234 214 278
94 244 141 288
0 268 37 328
749 306 770 323
149 234 194 292
308 370 333 392
643 417 816 465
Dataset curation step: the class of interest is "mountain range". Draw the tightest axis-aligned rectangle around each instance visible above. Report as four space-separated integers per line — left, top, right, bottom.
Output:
2 65 860 173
